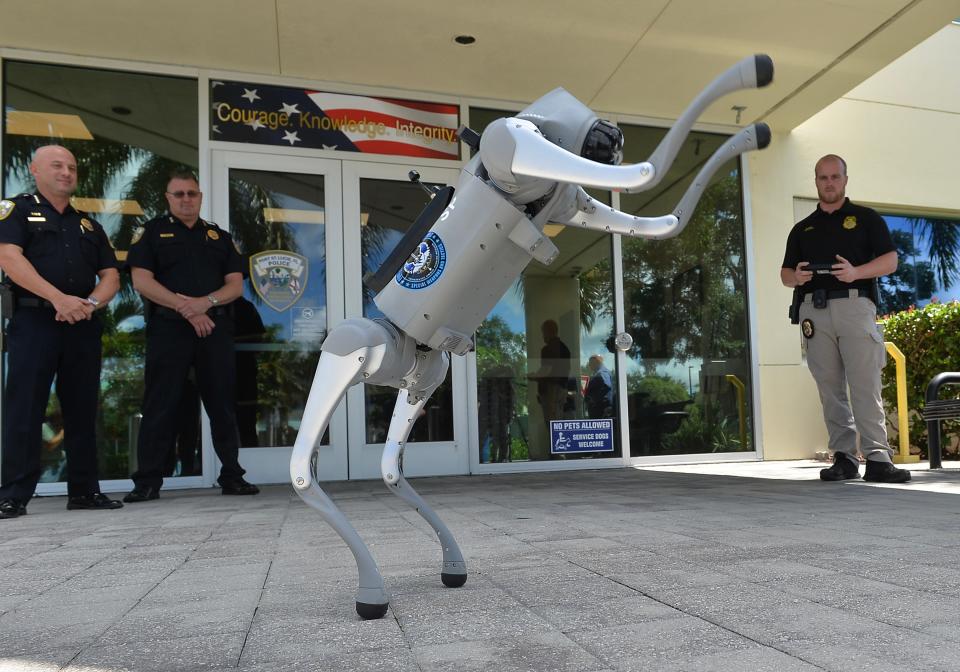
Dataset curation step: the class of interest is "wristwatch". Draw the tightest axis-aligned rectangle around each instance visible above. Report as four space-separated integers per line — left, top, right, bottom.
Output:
207 294 220 306
85 296 99 307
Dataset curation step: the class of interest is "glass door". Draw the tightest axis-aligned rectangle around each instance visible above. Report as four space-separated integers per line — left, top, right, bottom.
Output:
211 151 347 482
341 161 468 479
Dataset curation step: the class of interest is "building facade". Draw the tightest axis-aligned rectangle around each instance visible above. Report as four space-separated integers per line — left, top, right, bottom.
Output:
1 5 958 493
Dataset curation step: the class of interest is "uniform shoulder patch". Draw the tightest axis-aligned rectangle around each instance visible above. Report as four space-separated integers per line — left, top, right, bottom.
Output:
0 199 15 221
80 217 94 232
131 226 145 245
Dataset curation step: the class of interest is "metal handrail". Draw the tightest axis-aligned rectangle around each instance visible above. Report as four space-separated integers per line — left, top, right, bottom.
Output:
884 342 918 464
724 374 747 451
924 372 960 470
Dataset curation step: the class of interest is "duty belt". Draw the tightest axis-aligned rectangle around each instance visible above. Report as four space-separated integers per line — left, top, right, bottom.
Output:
16 297 56 309
802 288 871 302
154 305 233 319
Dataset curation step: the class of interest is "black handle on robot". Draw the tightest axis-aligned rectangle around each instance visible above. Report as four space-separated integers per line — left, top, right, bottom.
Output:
642 54 774 192
669 122 771 233
408 170 441 198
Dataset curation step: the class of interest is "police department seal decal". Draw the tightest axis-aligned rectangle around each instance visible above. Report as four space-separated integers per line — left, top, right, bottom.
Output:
801 318 815 339
250 250 308 312
396 232 446 290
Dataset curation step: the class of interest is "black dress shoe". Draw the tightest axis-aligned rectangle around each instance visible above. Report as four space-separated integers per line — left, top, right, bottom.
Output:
864 461 912 483
0 498 21 519
123 486 160 503
220 478 260 496
67 493 124 510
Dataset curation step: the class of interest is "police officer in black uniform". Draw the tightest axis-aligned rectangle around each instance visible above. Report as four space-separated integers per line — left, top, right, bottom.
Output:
781 154 910 484
0 145 123 519
123 170 258 502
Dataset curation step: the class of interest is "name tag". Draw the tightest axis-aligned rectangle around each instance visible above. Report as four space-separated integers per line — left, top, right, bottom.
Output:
27 216 47 222
160 233 175 238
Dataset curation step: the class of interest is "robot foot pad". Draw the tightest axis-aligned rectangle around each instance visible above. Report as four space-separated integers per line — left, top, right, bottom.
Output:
356 601 390 620
441 572 468 588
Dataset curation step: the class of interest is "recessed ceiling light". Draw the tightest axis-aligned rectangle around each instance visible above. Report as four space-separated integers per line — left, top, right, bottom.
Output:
111 106 132 115
454 35 476 45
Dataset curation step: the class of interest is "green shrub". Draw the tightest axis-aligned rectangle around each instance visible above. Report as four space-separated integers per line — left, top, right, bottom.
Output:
879 300 960 458
628 375 689 404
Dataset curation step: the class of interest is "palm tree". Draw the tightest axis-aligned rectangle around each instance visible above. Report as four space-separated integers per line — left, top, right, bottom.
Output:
911 217 960 292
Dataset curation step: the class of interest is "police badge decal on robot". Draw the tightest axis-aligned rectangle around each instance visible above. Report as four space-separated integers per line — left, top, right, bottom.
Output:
396 232 446 290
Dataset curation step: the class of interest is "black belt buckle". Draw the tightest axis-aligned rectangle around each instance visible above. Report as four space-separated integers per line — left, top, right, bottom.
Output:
813 289 827 309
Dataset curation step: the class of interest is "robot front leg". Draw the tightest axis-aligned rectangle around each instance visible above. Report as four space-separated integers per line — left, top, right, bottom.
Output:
380 358 467 587
290 318 416 620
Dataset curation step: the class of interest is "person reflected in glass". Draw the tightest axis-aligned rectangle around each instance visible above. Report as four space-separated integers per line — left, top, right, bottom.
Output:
584 354 614 419
478 364 516 463
233 296 266 448
529 319 572 459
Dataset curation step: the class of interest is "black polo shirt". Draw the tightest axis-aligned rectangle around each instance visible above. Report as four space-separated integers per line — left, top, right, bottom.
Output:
781 198 895 294
0 192 118 300
127 214 243 297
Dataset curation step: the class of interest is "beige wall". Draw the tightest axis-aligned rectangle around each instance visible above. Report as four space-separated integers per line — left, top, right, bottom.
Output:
749 23 960 460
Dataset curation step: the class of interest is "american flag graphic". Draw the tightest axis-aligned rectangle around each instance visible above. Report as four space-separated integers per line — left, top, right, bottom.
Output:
211 81 460 159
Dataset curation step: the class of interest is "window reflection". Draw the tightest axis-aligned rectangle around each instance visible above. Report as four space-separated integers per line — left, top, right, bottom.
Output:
470 107 619 463
2 60 198 480
619 125 753 456
359 178 454 444
878 215 960 313
228 169 329 448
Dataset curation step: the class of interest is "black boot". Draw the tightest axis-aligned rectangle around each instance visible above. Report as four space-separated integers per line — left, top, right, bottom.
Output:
864 460 912 483
820 452 860 481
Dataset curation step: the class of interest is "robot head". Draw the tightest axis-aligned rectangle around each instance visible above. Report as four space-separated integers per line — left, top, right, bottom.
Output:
517 88 615 161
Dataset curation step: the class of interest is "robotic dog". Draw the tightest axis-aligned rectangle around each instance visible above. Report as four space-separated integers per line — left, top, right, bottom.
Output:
290 55 774 619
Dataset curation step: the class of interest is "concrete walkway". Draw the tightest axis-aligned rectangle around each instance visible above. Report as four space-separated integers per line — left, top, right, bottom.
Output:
2 461 960 671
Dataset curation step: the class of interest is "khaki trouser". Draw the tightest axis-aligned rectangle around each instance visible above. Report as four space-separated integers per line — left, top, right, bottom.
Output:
800 291 893 463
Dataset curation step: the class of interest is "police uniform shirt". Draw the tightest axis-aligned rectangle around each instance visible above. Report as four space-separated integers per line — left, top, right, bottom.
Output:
0 193 118 300
781 198 895 295
126 215 243 297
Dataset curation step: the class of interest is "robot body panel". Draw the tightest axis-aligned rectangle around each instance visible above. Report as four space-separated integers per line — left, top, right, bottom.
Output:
374 172 543 355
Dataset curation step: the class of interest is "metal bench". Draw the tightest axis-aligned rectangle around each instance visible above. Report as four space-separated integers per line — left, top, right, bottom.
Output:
922 372 960 469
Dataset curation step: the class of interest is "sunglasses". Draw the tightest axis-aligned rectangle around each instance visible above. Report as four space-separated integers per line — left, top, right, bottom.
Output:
167 190 201 199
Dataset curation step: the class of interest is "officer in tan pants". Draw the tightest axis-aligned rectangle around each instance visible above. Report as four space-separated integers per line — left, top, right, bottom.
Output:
780 154 910 483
